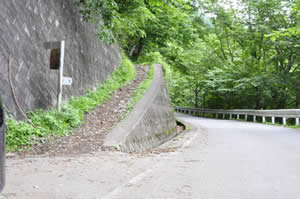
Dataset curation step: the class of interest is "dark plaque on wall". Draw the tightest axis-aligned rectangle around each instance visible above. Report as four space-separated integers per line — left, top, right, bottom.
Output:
50 48 60 70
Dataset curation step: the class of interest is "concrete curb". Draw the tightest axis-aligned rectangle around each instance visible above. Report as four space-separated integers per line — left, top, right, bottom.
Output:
103 64 177 153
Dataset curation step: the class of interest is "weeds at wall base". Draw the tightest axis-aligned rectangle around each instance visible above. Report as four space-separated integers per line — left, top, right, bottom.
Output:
6 55 135 152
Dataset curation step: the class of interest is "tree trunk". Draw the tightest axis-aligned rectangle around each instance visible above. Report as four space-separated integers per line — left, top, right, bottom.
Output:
194 89 199 108
129 45 137 57
255 87 261 109
277 89 287 109
129 38 145 60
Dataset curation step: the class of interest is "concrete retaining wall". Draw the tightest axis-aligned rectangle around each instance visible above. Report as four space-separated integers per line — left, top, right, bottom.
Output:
103 64 177 153
0 0 121 118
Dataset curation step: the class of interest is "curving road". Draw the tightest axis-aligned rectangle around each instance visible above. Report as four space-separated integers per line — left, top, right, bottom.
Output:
101 113 300 199
148 113 300 199
2 113 300 198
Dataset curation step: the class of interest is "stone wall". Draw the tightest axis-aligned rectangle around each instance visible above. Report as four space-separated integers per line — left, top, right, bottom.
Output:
103 64 177 153
0 0 121 118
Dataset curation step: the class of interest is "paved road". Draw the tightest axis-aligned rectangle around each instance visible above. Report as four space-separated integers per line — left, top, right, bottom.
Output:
2 113 300 198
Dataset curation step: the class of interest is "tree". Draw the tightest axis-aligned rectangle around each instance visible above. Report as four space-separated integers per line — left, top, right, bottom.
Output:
76 0 300 109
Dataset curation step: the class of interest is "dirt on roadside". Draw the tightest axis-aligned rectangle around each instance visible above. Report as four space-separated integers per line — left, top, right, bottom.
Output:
16 66 149 157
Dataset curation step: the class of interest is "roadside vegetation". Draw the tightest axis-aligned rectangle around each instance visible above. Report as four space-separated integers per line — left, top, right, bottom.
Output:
7 0 299 151
75 0 299 110
6 55 135 152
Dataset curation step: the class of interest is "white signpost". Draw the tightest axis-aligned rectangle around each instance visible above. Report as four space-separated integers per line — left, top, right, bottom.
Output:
44 40 73 111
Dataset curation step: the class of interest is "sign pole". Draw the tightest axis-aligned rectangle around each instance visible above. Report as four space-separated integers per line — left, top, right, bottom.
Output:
57 40 65 112
44 40 72 112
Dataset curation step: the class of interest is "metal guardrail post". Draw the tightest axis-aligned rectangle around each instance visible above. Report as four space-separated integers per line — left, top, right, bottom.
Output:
174 107 300 126
283 117 287 125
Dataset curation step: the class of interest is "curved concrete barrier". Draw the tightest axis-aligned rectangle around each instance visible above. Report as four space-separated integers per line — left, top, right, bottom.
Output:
103 64 177 153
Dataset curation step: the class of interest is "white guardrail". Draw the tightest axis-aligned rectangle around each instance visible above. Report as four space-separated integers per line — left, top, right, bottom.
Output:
174 107 300 126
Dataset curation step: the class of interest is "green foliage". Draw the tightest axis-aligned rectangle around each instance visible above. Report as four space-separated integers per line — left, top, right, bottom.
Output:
74 0 119 43
6 55 135 152
9 0 299 151
138 51 165 64
75 0 195 58
6 119 39 151
75 0 299 110
159 0 300 110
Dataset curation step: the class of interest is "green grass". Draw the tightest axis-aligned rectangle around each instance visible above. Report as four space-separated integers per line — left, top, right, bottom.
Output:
122 65 154 119
287 125 300 129
186 124 193 130
6 54 136 152
263 122 300 129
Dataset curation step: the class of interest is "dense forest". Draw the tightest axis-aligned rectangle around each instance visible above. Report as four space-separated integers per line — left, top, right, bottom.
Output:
76 0 300 109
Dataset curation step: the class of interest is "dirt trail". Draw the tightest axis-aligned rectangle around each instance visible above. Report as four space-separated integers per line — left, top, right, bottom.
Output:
17 66 149 157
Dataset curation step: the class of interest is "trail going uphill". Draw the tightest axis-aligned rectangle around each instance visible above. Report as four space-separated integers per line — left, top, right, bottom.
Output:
16 66 149 157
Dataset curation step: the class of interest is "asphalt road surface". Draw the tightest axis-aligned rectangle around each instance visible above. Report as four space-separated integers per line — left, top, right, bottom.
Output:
2 113 300 198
